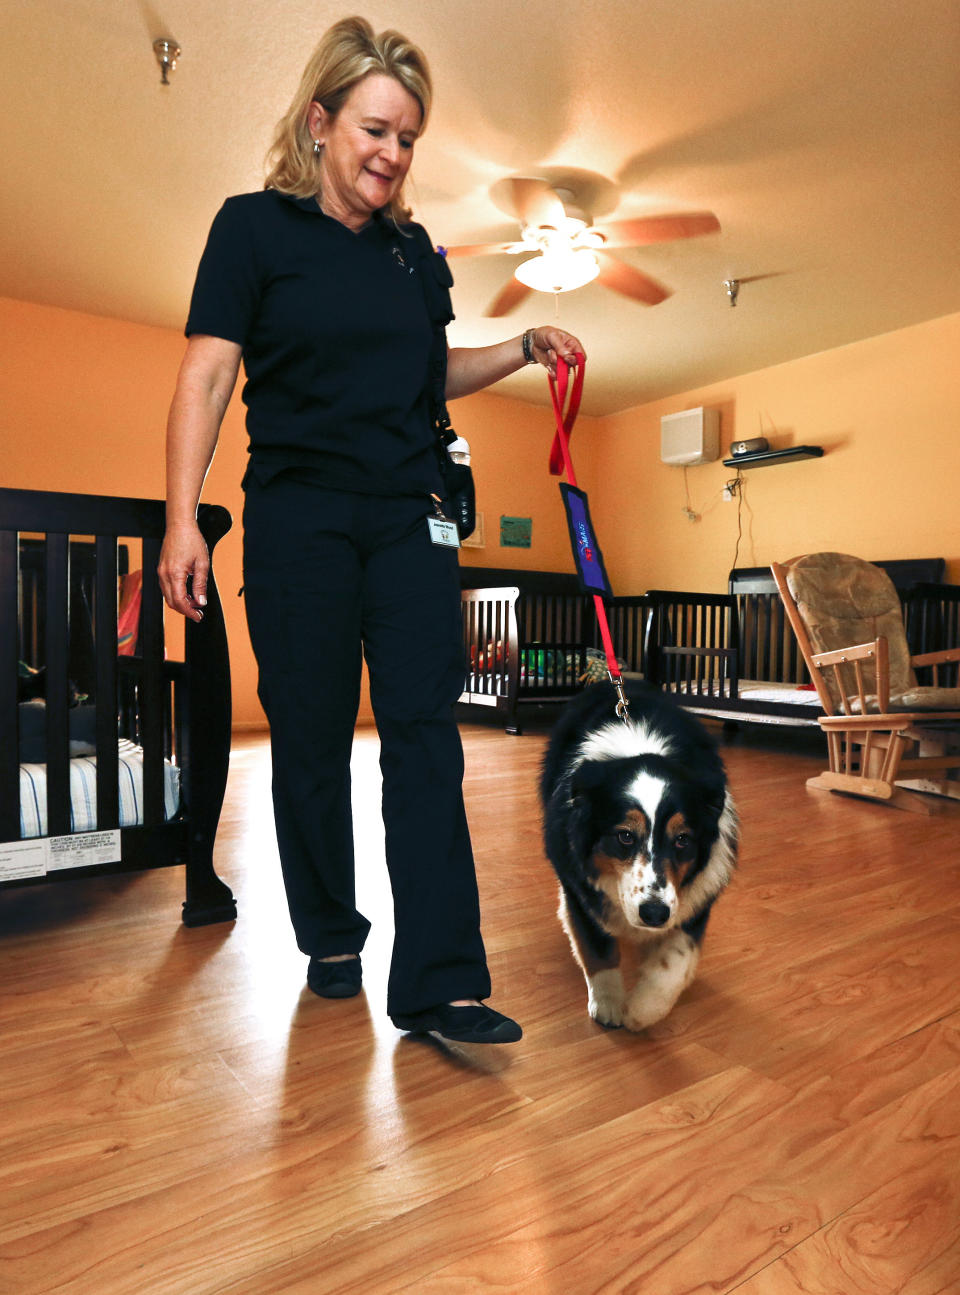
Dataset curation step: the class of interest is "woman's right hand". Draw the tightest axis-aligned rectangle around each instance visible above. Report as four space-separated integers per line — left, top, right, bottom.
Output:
160 335 242 622
158 522 210 622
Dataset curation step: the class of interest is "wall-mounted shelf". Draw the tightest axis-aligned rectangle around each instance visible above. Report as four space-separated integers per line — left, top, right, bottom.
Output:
722 445 824 469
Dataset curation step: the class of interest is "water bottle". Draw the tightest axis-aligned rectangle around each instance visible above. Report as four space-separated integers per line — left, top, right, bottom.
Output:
444 436 475 539
448 436 470 466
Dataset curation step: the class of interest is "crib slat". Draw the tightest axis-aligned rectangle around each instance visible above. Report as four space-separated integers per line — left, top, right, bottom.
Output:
140 537 165 827
94 536 119 829
476 599 489 693
44 534 72 836
0 531 19 840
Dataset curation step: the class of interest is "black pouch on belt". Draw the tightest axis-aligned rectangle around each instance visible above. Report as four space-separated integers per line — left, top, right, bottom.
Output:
438 454 475 540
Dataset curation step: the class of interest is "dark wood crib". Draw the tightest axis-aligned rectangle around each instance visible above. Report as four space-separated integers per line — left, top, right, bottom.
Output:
646 559 960 728
0 487 236 926
457 567 650 733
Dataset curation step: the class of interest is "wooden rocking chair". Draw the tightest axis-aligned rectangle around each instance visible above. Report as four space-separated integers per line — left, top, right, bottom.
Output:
771 552 960 812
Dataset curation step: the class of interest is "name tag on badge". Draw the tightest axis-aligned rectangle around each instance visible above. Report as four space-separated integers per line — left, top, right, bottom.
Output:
427 515 460 548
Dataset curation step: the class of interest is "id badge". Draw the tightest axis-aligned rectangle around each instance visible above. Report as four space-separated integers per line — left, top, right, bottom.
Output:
427 515 460 548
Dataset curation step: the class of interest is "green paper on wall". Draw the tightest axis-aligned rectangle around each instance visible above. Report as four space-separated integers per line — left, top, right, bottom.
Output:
500 516 532 548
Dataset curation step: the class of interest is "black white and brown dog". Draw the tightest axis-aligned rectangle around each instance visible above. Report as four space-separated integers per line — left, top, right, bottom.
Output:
541 680 738 1032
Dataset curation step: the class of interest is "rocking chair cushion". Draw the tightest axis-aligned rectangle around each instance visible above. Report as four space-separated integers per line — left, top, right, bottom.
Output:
786 552 916 710
845 686 960 713
890 686 960 711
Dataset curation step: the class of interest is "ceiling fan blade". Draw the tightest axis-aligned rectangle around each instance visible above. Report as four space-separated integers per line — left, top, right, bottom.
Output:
441 241 525 258
595 252 672 306
491 176 567 229
599 212 721 248
484 276 533 317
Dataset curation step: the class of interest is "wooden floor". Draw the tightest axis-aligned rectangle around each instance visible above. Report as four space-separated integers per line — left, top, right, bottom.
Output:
2 713 960 1294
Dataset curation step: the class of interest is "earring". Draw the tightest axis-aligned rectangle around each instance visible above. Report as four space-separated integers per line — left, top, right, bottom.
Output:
313 139 322 156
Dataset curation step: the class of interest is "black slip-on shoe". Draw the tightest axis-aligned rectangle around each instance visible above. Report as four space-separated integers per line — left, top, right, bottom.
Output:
390 1002 523 1044
307 955 362 999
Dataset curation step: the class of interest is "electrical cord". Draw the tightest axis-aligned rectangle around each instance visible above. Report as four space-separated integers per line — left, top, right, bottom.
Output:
727 473 745 568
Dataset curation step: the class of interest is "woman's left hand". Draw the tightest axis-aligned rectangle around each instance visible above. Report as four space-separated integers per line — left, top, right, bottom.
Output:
529 327 586 378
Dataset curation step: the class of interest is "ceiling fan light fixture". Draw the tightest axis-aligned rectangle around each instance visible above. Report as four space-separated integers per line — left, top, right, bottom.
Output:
514 248 599 294
558 214 588 239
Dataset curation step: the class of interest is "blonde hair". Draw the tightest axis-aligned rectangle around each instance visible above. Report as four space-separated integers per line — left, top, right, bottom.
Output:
264 16 431 223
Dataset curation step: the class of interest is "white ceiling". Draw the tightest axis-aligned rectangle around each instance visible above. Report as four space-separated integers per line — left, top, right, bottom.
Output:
2 0 959 416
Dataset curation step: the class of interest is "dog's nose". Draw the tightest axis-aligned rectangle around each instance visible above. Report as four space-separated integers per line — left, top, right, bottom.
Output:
638 898 671 928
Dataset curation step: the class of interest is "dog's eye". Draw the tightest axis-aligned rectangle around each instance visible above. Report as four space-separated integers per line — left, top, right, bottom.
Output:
617 830 636 848
674 833 694 857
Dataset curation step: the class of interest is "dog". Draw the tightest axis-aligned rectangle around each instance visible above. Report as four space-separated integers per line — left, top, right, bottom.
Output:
541 680 738 1032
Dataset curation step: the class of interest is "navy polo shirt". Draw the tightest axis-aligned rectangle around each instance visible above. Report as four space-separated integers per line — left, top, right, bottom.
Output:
186 189 441 496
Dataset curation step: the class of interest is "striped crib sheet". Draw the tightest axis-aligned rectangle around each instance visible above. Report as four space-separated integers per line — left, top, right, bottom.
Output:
19 739 181 840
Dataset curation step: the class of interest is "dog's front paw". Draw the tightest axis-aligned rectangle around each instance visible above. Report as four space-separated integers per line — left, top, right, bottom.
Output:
622 980 679 1032
621 1001 671 1032
621 939 698 1032
587 969 625 1029
589 997 624 1029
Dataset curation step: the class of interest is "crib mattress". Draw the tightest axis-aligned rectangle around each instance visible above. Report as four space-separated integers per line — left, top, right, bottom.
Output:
18 739 181 840
663 679 822 726
738 681 822 707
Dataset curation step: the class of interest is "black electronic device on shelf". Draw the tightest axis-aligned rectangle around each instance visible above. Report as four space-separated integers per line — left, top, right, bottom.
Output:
729 437 769 457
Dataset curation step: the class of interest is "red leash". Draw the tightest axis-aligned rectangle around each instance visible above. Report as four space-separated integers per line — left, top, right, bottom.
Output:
548 355 630 724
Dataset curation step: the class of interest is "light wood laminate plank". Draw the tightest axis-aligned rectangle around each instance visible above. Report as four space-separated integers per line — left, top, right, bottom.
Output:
1 718 958 1294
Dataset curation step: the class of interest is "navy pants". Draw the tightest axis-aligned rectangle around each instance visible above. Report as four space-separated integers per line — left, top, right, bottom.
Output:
242 474 491 1015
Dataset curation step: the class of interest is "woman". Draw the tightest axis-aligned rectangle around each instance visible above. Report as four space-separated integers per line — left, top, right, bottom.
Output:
158 16 585 1045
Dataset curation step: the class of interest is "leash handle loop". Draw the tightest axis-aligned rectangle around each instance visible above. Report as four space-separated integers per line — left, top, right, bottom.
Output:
548 352 586 481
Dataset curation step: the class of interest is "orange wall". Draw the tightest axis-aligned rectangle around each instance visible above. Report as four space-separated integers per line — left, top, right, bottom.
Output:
595 311 960 591
4 296 958 725
0 296 261 723
0 296 591 728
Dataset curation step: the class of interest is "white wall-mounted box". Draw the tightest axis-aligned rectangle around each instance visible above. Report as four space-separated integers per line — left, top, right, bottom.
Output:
660 407 720 466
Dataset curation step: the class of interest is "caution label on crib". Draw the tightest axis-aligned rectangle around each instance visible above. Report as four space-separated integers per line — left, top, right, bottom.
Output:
47 830 122 871
1 830 122 879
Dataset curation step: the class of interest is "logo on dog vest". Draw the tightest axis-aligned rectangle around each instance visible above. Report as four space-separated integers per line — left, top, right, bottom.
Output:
560 484 612 598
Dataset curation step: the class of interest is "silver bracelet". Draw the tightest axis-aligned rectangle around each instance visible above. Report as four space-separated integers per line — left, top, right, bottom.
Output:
522 328 538 364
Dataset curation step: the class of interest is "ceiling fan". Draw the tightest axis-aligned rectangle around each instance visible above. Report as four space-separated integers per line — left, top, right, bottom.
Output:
441 168 720 317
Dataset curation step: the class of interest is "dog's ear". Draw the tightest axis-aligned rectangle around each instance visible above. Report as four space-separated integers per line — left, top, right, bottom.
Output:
565 761 596 857
681 771 730 861
701 775 728 823
566 794 594 863
567 760 613 860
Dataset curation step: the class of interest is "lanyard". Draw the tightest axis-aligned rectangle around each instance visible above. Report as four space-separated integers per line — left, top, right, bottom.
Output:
547 355 630 723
